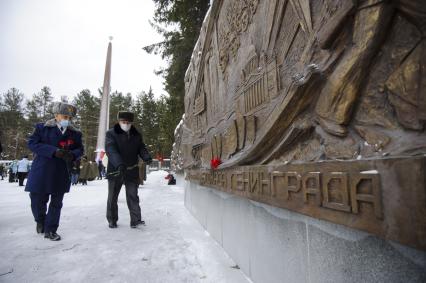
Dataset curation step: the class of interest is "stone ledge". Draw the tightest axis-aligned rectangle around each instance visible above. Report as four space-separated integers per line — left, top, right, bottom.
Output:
184 180 426 283
186 156 426 250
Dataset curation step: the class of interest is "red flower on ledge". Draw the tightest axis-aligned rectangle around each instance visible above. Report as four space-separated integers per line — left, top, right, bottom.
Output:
210 157 222 170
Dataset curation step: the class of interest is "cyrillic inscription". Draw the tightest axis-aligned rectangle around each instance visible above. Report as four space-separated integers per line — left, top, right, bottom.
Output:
192 167 382 219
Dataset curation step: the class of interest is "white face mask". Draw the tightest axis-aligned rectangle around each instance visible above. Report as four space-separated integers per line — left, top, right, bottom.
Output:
59 119 69 128
119 122 131 132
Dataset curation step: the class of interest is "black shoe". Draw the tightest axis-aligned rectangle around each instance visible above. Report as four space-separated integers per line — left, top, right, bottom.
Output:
108 222 117 228
130 220 145 228
36 222 44 234
44 232 61 241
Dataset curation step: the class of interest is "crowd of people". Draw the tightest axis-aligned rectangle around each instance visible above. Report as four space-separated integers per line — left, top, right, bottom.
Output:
0 157 31 185
1 156 173 187
70 158 105 186
0 156 106 187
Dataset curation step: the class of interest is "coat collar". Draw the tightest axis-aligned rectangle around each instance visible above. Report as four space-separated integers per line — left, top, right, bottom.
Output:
113 123 139 136
44 118 80 132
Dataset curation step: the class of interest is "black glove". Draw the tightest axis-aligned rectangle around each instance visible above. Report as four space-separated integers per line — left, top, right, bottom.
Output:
54 149 67 159
117 165 126 179
54 149 73 162
62 151 74 163
145 157 153 165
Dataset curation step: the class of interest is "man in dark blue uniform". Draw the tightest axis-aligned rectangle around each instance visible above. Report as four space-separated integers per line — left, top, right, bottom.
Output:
26 102 84 241
105 111 152 229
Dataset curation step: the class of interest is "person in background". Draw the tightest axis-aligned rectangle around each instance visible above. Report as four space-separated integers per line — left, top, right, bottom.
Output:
8 165 14 183
9 160 18 183
25 102 84 241
79 156 89 185
70 160 80 186
0 163 4 180
89 160 99 181
165 172 176 185
101 153 109 174
97 160 104 180
105 111 152 229
17 155 30 186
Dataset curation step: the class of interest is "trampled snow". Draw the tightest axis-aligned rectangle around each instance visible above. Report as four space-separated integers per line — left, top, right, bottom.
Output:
0 171 249 283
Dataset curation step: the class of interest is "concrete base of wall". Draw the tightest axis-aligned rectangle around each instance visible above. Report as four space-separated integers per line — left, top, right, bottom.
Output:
182 177 426 283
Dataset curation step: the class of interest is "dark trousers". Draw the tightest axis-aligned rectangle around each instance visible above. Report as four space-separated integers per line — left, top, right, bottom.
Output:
30 192 65 233
18 172 27 186
106 179 141 224
9 172 15 183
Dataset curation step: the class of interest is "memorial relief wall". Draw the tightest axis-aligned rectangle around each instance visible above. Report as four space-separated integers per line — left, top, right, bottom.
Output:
173 0 426 250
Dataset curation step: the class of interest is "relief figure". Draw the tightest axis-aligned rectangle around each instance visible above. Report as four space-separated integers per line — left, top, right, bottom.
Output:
315 0 426 136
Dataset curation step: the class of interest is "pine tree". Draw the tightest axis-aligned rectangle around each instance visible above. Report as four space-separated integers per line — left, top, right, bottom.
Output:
25 86 54 126
144 0 210 154
73 89 100 160
133 87 159 156
156 94 174 156
0 88 29 159
1 87 24 112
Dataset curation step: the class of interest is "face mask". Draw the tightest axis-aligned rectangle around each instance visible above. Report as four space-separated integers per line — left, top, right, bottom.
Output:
119 123 131 132
59 120 69 128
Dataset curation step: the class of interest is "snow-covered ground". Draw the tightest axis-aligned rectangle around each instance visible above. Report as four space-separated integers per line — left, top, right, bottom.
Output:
0 171 249 283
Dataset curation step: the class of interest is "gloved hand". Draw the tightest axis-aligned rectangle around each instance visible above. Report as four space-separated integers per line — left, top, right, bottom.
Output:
117 165 126 180
62 151 74 163
54 149 67 159
145 157 153 165
54 149 73 162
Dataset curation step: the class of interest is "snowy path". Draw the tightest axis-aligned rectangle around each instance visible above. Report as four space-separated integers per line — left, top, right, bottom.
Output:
0 171 249 283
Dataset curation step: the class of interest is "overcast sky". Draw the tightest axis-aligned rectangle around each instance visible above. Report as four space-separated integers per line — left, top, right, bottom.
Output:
0 0 167 101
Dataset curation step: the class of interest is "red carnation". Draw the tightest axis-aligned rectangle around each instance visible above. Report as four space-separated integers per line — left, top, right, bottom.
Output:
59 139 74 149
59 141 67 148
210 157 222 170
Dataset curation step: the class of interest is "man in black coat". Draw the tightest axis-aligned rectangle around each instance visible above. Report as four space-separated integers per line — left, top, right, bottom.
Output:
105 111 152 228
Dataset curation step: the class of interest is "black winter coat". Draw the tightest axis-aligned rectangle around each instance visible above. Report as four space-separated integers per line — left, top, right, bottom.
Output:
105 124 152 182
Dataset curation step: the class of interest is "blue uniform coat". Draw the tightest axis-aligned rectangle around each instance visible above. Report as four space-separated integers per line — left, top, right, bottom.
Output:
25 119 84 194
